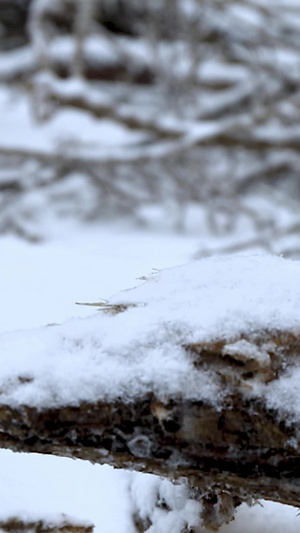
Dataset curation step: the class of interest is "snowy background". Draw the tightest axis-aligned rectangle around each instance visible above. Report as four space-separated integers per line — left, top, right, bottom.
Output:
1 0 300 531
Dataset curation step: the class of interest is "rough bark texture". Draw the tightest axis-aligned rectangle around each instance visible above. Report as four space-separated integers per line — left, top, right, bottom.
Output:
1 332 300 529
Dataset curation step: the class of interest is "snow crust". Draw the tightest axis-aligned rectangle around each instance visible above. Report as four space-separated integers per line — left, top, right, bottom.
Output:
1 254 300 411
111 254 300 339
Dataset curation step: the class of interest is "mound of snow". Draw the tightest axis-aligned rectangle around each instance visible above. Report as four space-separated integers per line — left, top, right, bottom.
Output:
0 255 300 416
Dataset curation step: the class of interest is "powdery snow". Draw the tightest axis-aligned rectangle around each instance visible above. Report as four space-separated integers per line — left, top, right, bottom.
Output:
110 254 300 339
0 47 34 80
0 449 134 533
0 226 200 333
1 254 300 414
130 474 202 532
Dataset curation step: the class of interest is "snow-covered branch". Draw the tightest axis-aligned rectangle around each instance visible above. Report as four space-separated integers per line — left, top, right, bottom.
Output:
3 0 300 252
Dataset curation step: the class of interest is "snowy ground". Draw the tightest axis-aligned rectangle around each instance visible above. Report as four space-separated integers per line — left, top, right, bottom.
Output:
1 224 300 532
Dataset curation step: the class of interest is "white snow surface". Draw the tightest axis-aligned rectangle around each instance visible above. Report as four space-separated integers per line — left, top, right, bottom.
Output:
130 474 202 532
1 254 300 411
0 450 133 533
111 254 300 337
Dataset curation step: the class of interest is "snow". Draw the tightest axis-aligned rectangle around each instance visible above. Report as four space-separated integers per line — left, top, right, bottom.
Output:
228 4 263 26
130 475 202 532
47 34 152 71
199 61 248 84
1 254 300 412
35 73 111 108
220 501 300 533
0 450 133 533
0 46 34 80
1 228 300 532
223 338 271 367
0 87 146 157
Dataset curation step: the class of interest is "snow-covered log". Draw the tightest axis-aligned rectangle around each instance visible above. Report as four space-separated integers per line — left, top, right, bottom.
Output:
2 256 300 529
0 516 94 533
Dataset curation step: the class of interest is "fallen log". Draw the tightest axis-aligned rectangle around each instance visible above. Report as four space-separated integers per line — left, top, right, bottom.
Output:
0 516 93 533
1 255 300 530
